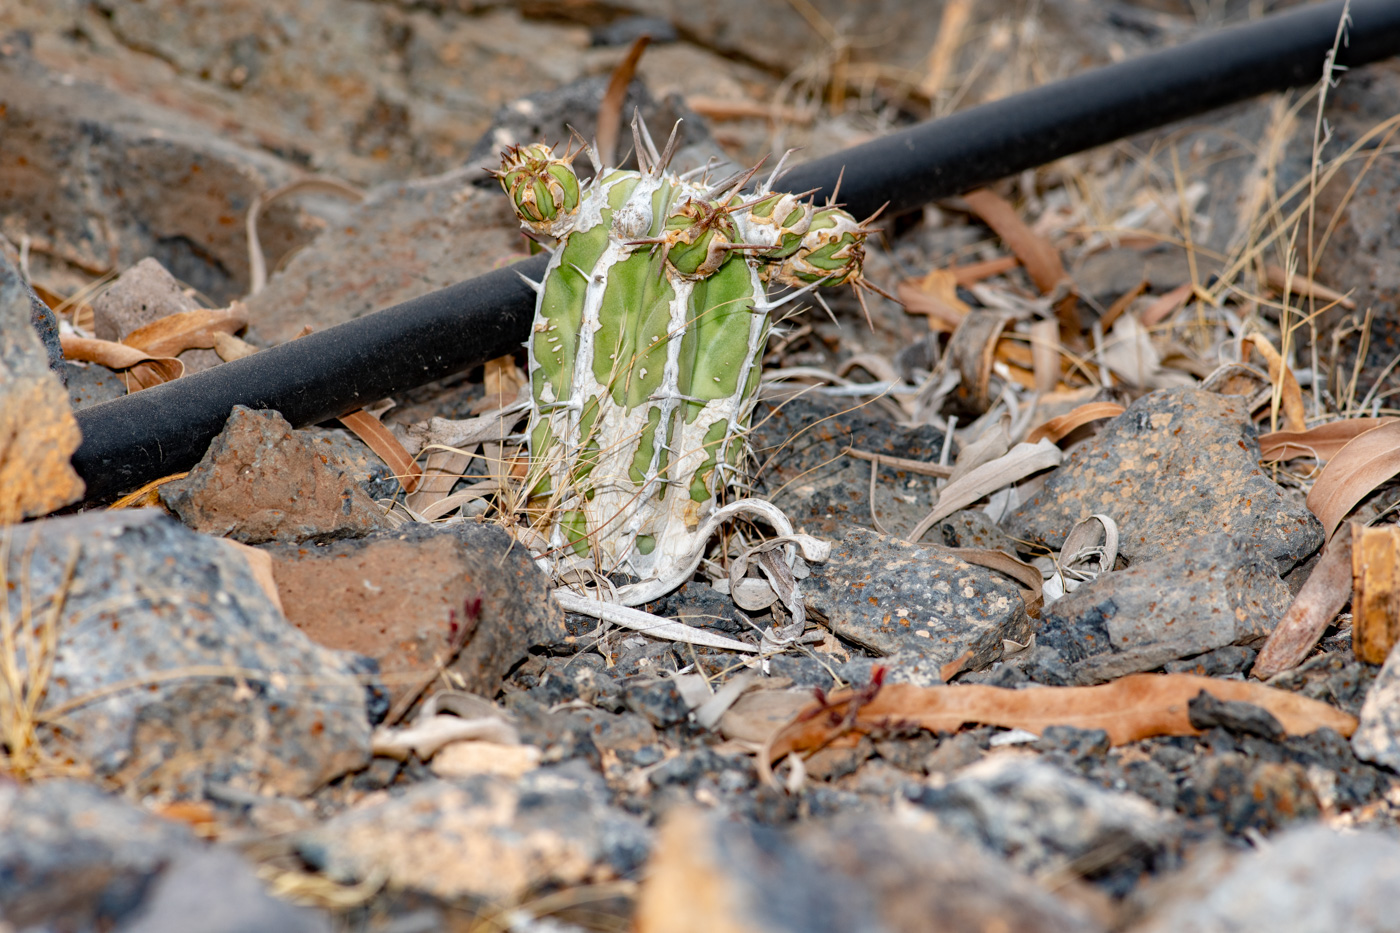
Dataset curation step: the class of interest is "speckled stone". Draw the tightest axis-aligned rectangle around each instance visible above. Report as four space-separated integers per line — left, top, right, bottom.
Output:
160 406 389 544
805 527 1032 676
1031 533 1292 685
0 780 329 932
1006 387 1322 571
906 755 1176 896
294 764 650 903
1177 753 1320 835
1351 643 1400 771
748 396 949 538
6 509 372 796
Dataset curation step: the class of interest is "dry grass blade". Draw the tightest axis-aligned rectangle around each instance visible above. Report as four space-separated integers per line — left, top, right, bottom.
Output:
759 673 1357 788
247 177 364 295
1305 420 1400 540
1263 263 1355 310
962 188 1065 295
1245 333 1306 433
1252 527 1354 678
553 589 758 653
1026 402 1124 446
1258 417 1396 462
407 447 473 514
339 409 423 494
107 472 189 510
908 439 1061 542
843 447 952 478
596 35 651 167
1098 280 1148 333
918 0 972 99
1351 523 1400 664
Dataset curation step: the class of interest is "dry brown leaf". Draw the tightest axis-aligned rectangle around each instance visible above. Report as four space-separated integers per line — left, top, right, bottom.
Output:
1306 420 1400 540
950 255 1018 286
1030 318 1061 395
952 546 1043 617
898 268 969 333
123 305 249 357
1259 418 1396 462
1244 334 1306 433
1026 402 1125 446
946 309 1011 414
339 409 423 494
212 332 260 362
60 334 184 392
596 35 651 167
1139 282 1193 327
1263 263 1356 310
407 447 473 514
962 188 1066 295
908 439 1061 542
759 673 1357 787
1352 523 1400 665
1252 528 1354 678
1098 280 1148 333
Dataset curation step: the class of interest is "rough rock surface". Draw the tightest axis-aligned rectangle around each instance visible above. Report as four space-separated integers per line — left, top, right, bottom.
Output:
806 527 1031 674
1131 824 1400 933
636 807 1105 933
749 395 949 538
295 764 650 903
0 250 85 519
1351 641 1400 770
0 780 329 932
92 256 222 373
7 509 373 796
1176 753 1319 836
268 521 565 705
1030 534 1293 685
1006 387 1322 571
907 755 1177 894
161 406 389 544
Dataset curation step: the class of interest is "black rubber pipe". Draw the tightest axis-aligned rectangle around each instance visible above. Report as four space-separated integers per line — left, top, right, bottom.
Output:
72 0 1400 501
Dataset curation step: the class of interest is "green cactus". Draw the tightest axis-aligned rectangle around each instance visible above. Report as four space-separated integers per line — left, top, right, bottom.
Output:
499 125 880 600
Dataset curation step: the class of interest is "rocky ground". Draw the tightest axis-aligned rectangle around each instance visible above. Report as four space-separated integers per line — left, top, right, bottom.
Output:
6 1 1400 931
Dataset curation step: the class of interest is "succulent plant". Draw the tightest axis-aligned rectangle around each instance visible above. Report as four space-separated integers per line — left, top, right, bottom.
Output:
500 120 881 604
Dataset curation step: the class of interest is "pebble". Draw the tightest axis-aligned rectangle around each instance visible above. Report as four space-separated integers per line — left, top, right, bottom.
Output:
1029 533 1292 685
295 764 650 904
636 807 1106 933
1350 641 1400 771
1130 824 1400 933
907 754 1177 896
0 250 84 518
161 406 389 544
1006 387 1323 572
6 509 373 796
270 520 564 706
806 527 1032 676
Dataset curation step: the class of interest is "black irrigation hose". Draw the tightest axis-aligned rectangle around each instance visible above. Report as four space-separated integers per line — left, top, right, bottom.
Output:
72 0 1400 501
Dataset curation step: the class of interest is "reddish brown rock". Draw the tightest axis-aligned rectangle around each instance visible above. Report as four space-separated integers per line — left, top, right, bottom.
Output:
160 406 388 544
268 522 565 706
0 253 83 520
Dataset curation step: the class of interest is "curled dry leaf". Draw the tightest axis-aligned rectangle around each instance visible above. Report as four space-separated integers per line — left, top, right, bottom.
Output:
1029 318 1060 395
759 673 1357 789
553 588 759 653
339 408 423 494
961 188 1065 295
1351 523 1400 665
946 309 1012 415
908 439 1062 542
1139 281 1194 327
899 268 970 334
1026 402 1124 446
1258 417 1396 463
1252 527 1355 678
1306 420 1400 540
1245 334 1306 433
60 334 184 391
123 306 249 357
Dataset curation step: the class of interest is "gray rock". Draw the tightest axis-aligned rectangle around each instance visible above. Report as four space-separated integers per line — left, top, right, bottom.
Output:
749 396 948 538
1 233 64 379
806 527 1032 676
636 807 1105 933
1006 387 1322 572
65 359 131 410
622 677 690 728
1177 753 1319 836
0 250 85 518
92 257 221 374
295 764 650 903
936 508 1019 554
1130 824 1400 933
0 780 328 933
6 509 372 796
1352 642 1400 770
1031 534 1292 685
1163 645 1257 677
907 755 1176 893
1187 691 1286 742
161 406 390 544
